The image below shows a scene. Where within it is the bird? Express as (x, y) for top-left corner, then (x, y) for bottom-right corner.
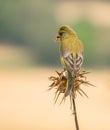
(55, 25), (84, 97)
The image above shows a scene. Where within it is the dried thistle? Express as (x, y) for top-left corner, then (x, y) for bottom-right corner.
(49, 69), (94, 130)
(49, 70), (94, 104)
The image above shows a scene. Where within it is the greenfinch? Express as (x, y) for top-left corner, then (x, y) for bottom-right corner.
(56, 25), (84, 97)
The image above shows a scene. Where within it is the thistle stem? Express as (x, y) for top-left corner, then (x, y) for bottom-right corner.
(72, 98), (79, 130)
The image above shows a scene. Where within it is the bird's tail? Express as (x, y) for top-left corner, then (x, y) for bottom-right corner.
(64, 71), (74, 97)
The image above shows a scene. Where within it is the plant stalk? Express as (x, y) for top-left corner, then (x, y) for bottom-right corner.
(72, 98), (79, 130)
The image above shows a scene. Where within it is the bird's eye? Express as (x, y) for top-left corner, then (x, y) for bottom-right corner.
(59, 32), (63, 36)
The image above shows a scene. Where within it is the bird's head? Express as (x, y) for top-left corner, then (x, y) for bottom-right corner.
(55, 25), (77, 43)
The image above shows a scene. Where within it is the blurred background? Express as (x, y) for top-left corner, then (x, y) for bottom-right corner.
(0, 0), (110, 130)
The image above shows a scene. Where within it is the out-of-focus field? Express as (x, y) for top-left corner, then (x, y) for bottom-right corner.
(0, 68), (110, 130)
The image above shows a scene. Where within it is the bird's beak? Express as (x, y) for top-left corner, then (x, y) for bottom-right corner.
(55, 35), (61, 43)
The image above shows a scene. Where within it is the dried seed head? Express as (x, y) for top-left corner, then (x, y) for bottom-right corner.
(49, 70), (94, 104)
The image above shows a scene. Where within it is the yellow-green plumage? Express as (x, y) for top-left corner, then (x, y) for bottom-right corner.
(60, 37), (83, 69)
(57, 25), (84, 97)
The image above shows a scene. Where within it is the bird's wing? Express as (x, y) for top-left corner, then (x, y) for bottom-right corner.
(62, 40), (83, 75)
(64, 52), (83, 72)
